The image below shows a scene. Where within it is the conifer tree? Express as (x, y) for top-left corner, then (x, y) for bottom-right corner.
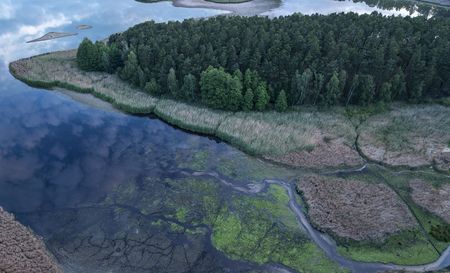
(181, 74), (197, 102)
(167, 68), (179, 98)
(242, 88), (254, 112)
(255, 83), (270, 111)
(275, 90), (288, 112)
(145, 79), (161, 96)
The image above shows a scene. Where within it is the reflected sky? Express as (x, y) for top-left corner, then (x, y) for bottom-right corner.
(264, 0), (421, 17)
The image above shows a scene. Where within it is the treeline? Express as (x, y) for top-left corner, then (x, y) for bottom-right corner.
(77, 12), (450, 111)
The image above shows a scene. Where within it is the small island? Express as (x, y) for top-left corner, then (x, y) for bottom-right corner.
(26, 32), (78, 43)
(77, 24), (92, 30)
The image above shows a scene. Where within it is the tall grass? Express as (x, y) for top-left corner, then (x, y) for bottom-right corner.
(217, 110), (356, 156)
(154, 99), (228, 135)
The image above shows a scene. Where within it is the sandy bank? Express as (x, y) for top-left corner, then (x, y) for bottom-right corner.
(0, 207), (62, 273)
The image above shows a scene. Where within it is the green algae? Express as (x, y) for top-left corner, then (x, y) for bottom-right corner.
(104, 176), (346, 273)
(337, 229), (439, 265)
(209, 184), (347, 273)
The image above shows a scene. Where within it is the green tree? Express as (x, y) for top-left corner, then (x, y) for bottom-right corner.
(255, 83), (270, 111)
(181, 74), (197, 102)
(323, 72), (340, 106)
(356, 75), (375, 105)
(120, 51), (140, 86)
(100, 50), (111, 73)
(200, 66), (242, 111)
(145, 79), (161, 96)
(167, 68), (179, 98)
(77, 38), (99, 71)
(379, 82), (392, 102)
(275, 90), (288, 112)
(244, 69), (255, 92)
(391, 70), (407, 100)
(137, 67), (146, 88)
(233, 69), (243, 84)
(242, 88), (254, 112)
(338, 70), (347, 94)
(108, 44), (123, 72)
(291, 69), (312, 105)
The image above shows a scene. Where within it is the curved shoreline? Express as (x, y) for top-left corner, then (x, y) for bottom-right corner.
(9, 50), (367, 171)
(9, 51), (450, 173)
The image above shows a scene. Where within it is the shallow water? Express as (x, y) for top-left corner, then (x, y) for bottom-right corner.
(0, 1), (449, 273)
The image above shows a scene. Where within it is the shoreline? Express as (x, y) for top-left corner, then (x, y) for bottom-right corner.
(8, 50), (450, 173)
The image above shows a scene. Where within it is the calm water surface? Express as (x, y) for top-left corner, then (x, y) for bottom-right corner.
(0, 1), (443, 272)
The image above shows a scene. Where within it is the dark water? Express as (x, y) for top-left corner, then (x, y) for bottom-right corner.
(0, 1), (448, 273)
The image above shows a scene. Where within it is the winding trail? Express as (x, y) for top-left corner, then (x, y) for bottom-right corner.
(183, 170), (450, 273)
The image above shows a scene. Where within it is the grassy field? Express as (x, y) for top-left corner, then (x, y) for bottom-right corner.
(10, 50), (360, 169)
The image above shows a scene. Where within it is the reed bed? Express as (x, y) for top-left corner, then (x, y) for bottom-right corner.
(217, 110), (356, 156)
(154, 99), (228, 135)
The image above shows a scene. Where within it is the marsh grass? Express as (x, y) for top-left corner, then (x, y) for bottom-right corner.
(217, 110), (356, 156)
(154, 99), (228, 135)
(360, 105), (450, 154)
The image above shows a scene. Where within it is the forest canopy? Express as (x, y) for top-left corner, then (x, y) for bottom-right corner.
(77, 12), (450, 111)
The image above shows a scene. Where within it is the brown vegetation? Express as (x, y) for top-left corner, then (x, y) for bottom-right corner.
(409, 179), (450, 224)
(358, 105), (450, 171)
(267, 139), (362, 169)
(0, 207), (62, 273)
(297, 175), (417, 241)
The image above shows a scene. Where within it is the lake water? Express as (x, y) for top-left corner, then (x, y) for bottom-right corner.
(0, 1), (448, 273)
